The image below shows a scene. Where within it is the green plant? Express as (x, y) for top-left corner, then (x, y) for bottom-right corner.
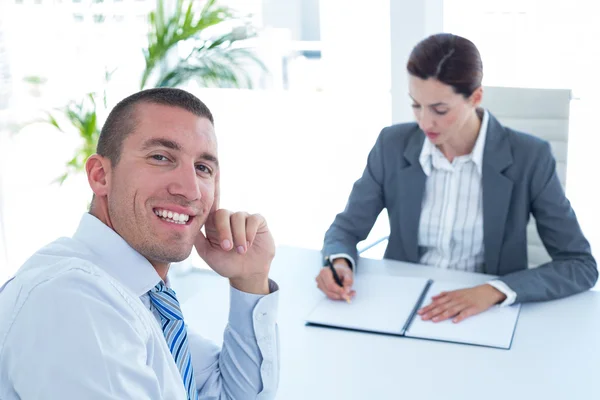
(33, 0), (264, 185)
(45, 92), (103, 184)
(23, 75), (47, 85)
(33, 71), (111, 184)
(141, 0), (265, 89)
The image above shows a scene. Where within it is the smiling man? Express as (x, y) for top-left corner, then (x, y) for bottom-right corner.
(0, 88), (279, 399)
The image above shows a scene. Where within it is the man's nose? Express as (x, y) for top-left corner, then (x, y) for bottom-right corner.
(167, 164), (201, 201)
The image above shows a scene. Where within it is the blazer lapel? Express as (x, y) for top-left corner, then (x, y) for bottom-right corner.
(482, 114), (514, 275)
(398, 132), (426, 263)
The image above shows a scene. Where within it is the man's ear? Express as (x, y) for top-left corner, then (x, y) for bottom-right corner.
(86, 154), (111, 197)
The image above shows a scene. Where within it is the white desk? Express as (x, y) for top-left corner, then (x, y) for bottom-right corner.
(179, 246), (600, 400)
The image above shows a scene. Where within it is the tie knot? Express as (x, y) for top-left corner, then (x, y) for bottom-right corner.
(152, 280), (167, 292)
(148, 281), (184, 321)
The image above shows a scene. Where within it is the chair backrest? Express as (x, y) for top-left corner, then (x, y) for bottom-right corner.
(481, 86), (572, 268)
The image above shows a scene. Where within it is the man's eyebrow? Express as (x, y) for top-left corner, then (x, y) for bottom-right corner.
(141, 138), (182, 152)
(199, 152), (219, 168)
(142, 138), (218, 167)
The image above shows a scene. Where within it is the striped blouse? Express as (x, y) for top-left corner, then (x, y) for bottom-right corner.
(417, 111), (489, 272)
(333, 110), (516, 305)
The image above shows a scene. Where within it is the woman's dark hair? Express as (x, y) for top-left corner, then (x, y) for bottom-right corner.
(407, 33), (483, 98)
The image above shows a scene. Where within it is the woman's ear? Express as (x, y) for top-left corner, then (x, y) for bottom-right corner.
(86, 154), (111, 197)
(470, 86), (484, 108)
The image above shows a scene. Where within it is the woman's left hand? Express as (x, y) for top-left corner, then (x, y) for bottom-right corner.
(417, 284), (507, 323)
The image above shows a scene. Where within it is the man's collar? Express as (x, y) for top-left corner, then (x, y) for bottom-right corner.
(73, 213), (162, 297)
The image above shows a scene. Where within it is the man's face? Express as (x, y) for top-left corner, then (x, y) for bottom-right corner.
(106, 102), (218, 266)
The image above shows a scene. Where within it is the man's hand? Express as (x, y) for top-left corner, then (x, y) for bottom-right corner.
(194, 171), (274, 295)
(315, 259), (355, 302)
(417, 284), (507, 323)
(195, 210), (275, 295)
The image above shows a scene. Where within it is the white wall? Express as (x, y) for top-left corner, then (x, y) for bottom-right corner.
(389, 0), (444, 124)
(261, 0), (303, 40)
(0, 88), (391, 280)
(319, 0), (391, 94)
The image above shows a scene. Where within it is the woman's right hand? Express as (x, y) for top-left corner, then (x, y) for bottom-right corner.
(315, 259), (356, 301)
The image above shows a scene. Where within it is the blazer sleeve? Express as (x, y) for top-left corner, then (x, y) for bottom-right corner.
(322, 129), (387, 264)
(498, 141), (598, 302)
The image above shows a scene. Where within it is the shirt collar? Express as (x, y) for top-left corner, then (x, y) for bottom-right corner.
(419, 109), (489, 176)
(73, 213), (162, 297)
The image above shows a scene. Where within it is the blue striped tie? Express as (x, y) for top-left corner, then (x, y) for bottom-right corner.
(149, 281), (198, 400)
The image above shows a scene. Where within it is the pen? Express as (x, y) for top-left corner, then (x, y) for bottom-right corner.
(326, 257), (351, 304)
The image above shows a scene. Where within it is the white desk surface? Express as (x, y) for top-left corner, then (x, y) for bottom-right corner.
(179, 246), (600, 400)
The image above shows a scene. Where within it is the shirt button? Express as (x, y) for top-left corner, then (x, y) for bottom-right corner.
(255, 312), (267, 322)
(262, 361), (272, 373)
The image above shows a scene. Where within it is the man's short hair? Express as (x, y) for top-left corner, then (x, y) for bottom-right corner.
(97, 88), (214, 166)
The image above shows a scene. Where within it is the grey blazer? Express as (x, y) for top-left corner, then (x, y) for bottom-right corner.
(323, 112), (598, 303)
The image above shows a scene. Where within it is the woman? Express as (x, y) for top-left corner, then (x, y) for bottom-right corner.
(316, 33), (597, 323)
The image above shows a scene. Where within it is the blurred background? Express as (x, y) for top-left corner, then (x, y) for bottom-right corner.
(1, 0), (599, 283)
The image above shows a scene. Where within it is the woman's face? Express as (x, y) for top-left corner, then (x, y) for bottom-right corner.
(408, 75), (482, 146)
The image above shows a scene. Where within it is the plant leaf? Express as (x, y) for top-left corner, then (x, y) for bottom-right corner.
(53, 172), (69, 185)
(141, 0), (256, 89)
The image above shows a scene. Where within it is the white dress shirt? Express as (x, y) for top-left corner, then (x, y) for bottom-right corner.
(0, 213), (279, 399)
(333, 110), (516, 306)
(418, 112), (487, 271)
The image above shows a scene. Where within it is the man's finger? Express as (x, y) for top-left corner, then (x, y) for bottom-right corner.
(230, 212), (249, 254)
(213, 209), (233, 250)
(194, 229), (210, 259)
(245, 213), (266, 247)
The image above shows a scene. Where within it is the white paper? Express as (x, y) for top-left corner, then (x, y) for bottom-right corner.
(306, 275), (430, 335)
(405, 281), (521, 349)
